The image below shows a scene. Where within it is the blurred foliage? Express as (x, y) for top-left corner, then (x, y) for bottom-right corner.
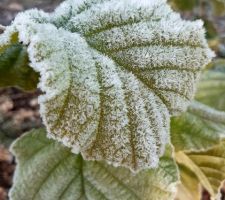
(0, 33), (39, 91)
(169, 0), (225, 199)
(0, 43), (39, 90)
(196, 59), (225, 111)
(169, 0), (197, 11)
(171, 102), (224, 152)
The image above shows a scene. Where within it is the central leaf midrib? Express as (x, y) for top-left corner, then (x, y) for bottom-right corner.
(84, 178), (109, 200)
(111, 62), (138, 170)
(31, 152), (72, 200)
(88, 44), (168, 168)
(79, 154), (88, 200)
(88, 62), (106, 157)
(94, 162), (142, 200)
(86, 42), (190, 116)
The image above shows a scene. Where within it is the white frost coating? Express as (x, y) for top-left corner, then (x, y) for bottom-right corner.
(0, 9), (50, 47)
(12, 9), (50, 44)
(51, 0), (111, 27)
(0, 0), (214, 172)
(28, 24), (100, 153)
(0, 26), (17, 47)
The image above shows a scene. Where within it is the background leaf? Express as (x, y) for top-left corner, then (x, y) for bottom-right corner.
(0, 30), (38, 90)
(175, 141), (225, 199)
(196, 60), (225, 111)
(169, 0), (197, 11)
(171, 101), (225, 152)
(176, 151), (214, 197)
(176, 165), (201, 200)
(0, 42), (38, 90)
(10, 129), (179, 200)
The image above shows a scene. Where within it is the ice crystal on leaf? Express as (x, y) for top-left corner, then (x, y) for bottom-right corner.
(0, 0), (214, 172)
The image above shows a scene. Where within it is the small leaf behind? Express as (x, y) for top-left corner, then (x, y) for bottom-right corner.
(0, 43), (39, 90)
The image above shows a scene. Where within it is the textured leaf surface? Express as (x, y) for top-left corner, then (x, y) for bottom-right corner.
(176, 141), (225, 199)
(10, 129), (179, 200)
(0, 0), (214, 171)
(171, 101), (225, 151)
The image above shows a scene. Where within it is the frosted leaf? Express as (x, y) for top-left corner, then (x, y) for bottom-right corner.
(10, 129), (179, 200)
(0, 9), (50, 48)
(0, 0), (214, 172)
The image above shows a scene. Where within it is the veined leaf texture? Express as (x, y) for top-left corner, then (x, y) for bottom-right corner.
(9, 129), (179, 200)
(0, 0), (214, 172)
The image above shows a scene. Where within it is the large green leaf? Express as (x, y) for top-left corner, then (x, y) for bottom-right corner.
(176, 141), (225, 199)
(0, 0), (214, 172)
(171, 101), (225, 152)
(196, 59), (225, 111)
(10, 129), (179, 200)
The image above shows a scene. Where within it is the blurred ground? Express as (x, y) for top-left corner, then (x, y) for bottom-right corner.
(0, 1), (225, 200)
(0, 0), (63, 26)
(0, 88), (41, 200)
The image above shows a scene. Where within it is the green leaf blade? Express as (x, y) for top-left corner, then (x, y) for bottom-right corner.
(10, 129), (179, 200)
(171, 101), (225, 152)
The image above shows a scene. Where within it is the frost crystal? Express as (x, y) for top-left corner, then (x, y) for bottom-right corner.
(0, 0), (214, 172)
